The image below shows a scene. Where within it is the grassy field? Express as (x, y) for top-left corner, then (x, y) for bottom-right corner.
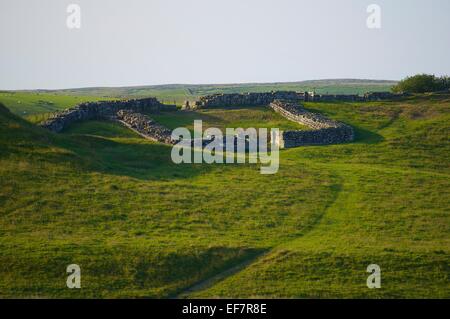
(0, 91), (448, 298)
(151, 107), (310, 133)
(0, 92), (110, 116)
(10, 79), (396, 106)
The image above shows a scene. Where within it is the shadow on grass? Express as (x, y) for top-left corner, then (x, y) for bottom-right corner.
(171, 247), (268, 299)
(149, 110), (225, 130)
(300, 105), (385, 145)
(55, 133), (217, 181)
(352, 125), (384, 144)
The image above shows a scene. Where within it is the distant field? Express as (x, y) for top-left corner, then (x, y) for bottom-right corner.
(9, 79), (397, 106)
(0, 91), (112, 122)
(0, 90), (448, 298)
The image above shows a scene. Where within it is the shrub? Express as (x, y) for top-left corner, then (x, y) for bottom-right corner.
(392, 74), (450, 93)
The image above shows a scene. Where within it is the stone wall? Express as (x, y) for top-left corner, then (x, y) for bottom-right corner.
(193, 91), (305, 108)
(193, 91), (408, 108)
(306, 93), (364, 102)
(115, 111), (261, 150)
(307, 91), (409, 102)
(38, 93), (362, 149)
(40, 98), (176, 133)
(269, 100), (354, 148)
(116, 110), (175, 144)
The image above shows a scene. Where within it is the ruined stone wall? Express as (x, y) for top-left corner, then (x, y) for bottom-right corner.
(40, 98), (176, 133)
(194, 91), (408, 108)
(307, 91), (409, 102)
(307, 94), (364, 102)
(194, 91), (305, 108)
(39, 91), (393, 148)
(116, 110), (174, 144)
(269, 100), (354, 148)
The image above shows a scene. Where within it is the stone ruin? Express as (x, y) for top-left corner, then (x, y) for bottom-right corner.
(191, 91), (408, 108)
(39, 90), (406, 149)
(306, 91), (410, 102)
(116, 110), (175, 144)
(181, 100), (199, 111)
(40, 98), (176, 133)
(113, 99), (355, 149)
(269, 100), (354, 148)
(193, 91), (303, 108)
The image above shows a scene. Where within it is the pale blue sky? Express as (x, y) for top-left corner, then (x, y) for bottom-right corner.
(1, 0), (449, 89)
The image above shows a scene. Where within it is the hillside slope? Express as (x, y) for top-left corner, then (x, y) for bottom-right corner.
(0, 93), (449, 298)
(186, 95), (450, 298)
(0, 102), (336, 298)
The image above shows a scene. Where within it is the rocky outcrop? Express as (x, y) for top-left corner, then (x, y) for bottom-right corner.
(116, 110), (175, 144)
(269, 100), (354, 148)
(40, 98), (176, 133)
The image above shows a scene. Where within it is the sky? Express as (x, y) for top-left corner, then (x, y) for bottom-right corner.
(1, 0), (450, 90)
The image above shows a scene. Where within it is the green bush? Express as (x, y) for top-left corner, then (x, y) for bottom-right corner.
(392, 74), (450, 93)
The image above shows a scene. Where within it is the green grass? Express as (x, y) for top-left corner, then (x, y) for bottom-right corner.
(151, 106), (309, 133)
(0, 92), (111, 117)
(0, 92), (449, 298)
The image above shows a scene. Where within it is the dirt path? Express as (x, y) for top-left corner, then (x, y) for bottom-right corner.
(175, 252), (268, 299)
(174, 168), (344, 298)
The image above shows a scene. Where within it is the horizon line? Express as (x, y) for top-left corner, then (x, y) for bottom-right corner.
(1, 78), (399, 92)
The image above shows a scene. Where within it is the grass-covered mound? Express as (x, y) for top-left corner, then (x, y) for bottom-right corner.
(0, 93), (449, 298)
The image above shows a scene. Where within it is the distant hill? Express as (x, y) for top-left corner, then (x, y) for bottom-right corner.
(15, 79), (397, 105)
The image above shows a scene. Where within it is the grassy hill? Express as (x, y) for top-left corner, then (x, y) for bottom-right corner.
(0, 91), (448, 298)
(0, 91), (113, 124)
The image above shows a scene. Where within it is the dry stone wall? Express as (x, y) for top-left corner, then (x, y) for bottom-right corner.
(307, 91), (409, 102)
(38, 91), (374, 149)
(269, 100), (354, 148)
(193, 91), (408, 108)
(115, 110), (260, 150)
(40, 98), (176, 133)
(194, 91), (304, 108)
(116, 110), (175, 144)
(189, 90), (406, 148)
